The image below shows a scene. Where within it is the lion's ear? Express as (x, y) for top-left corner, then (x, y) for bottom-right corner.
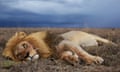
(15, 32), (27, 39)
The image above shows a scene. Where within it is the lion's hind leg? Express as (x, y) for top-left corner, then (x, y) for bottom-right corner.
(57, 40), (104, 64)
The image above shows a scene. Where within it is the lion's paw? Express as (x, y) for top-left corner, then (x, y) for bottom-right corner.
(61, 51), (79, 65)
(86, 56), (104, 64)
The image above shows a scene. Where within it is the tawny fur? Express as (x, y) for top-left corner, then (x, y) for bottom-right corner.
(23, 32), (52, 58)
(2, 31), (52, 61)
(2, 32), (26, 61)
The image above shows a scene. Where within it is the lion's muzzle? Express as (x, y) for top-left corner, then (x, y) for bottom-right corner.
(26, 54), (39, 61)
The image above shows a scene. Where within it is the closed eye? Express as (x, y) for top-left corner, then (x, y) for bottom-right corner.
(22, 43), (28, 49)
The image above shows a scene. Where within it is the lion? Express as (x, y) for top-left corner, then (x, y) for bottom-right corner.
(2, 31), (52, 61)
(2, 31), (117, 64)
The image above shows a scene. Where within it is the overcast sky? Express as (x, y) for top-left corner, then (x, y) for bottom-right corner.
(0, 0), (120, 15)
(0, 0), (120, 27)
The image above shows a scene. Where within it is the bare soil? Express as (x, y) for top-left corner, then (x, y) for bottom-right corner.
(0, 28), (120, 72)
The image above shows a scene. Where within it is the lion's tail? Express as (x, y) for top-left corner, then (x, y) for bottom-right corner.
(91, 34), (117, 46)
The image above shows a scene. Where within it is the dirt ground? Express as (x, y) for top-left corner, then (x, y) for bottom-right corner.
(0, 28), (120, 72)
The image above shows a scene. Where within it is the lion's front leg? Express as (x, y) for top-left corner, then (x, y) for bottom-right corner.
(57, 40), (104, 64)
(60, 51), (79, 65)
(56, 41), (79, 64)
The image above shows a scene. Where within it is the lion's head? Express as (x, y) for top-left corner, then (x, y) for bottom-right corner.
(14, 41), (39, 61)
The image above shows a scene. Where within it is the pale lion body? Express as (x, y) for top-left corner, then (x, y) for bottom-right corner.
(57, 31), (116, 64)
(60, 31), (116, 46)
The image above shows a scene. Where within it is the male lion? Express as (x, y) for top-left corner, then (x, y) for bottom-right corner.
(2, 31), (117, 64)
(2, 31), (52, 61)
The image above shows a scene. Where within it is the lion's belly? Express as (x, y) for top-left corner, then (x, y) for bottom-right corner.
(60, 31), (98, 47)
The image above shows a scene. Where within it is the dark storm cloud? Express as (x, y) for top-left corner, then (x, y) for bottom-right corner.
(0, 0), (120, 27)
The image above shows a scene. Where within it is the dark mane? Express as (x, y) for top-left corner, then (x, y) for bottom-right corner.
(45, 32), (64, 58)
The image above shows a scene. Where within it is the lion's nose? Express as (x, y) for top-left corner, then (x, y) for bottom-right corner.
(32, 54), (39, 61)
(26, 54), (39, 61)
